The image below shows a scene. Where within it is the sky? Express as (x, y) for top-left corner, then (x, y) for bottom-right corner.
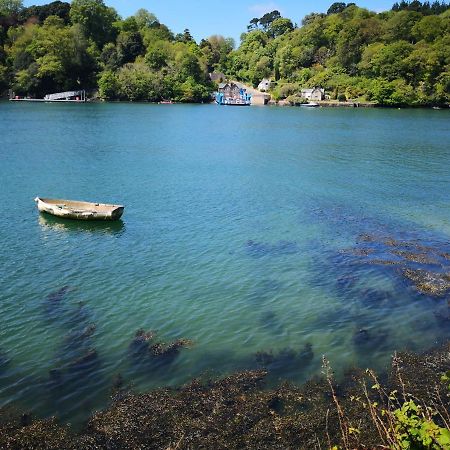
(23, 1), (396, 44)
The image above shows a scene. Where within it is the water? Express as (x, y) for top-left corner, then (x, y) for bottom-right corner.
(0, 102), (449, 425)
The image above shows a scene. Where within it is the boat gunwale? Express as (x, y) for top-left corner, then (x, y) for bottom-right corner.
(36, 197), (124, 211)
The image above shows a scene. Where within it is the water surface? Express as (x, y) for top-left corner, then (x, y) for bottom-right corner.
(1, 102), (449, 424)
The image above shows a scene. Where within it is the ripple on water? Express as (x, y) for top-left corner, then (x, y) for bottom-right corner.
(0, 104), (449, 424)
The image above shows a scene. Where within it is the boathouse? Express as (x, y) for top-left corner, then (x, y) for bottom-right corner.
(216, 82), (251, 105)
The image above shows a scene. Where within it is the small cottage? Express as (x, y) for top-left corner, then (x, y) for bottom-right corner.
(257, 78), (272, 92)
(300, 87), (325, 101)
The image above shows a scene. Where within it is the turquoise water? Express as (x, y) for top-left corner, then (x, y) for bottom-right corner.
(0, 102), (449, 424)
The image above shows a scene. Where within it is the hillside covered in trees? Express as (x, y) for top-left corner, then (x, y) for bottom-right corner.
(227, 1), (450, 105)
(0, 0), (449, 105)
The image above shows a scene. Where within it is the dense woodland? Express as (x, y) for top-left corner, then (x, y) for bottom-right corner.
(0, 0), (449, 105)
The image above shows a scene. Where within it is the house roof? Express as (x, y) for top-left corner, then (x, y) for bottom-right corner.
(301, 87), (324, 93)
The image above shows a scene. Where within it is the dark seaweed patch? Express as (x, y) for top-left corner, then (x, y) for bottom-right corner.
(254, 343), (314, 375)
(352, 328), (388, 352)
(402, 268), (450, 297)
(129, 329), (193, 367)
(46, 286), (70, 304)
(1, 343), (450, 449)
(43, 286), (70, 319)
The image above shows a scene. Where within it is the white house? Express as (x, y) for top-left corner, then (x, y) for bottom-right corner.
(300, 87), (325, 101)
(258, 78), (272, 92)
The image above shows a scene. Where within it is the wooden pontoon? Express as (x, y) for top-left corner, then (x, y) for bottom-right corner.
(34, 197), (124, 221)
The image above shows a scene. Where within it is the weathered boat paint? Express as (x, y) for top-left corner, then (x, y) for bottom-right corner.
(34, 197), (124, 221)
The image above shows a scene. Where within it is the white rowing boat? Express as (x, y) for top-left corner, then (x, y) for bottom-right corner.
(34, 197), (124, 221)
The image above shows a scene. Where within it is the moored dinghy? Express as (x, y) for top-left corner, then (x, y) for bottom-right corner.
(34, 197), (124, 221)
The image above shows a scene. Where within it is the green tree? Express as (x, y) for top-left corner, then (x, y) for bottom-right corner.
(327, 2), (347, 15)
(412, 15), (444, 42)
(134, 8), (157, 30)
(98, 69), (119, 98)
(69, 0), (118, 48)
(269, 18), (294, 38)
(144, 41), (169, 70)
(259, 10), (281, 31)
(0, 0), (22, 17)
(116, 31), (144, 65)
(383, 10), (421, 42)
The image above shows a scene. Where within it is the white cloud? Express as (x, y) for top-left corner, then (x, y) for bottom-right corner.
(248, 2), (282, 17)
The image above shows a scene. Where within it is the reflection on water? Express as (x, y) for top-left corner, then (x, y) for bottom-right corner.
(38, 213), (125, 235)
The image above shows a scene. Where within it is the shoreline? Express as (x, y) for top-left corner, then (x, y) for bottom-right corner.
(1, 340), (449, 448)
(2, 97), (449, 109)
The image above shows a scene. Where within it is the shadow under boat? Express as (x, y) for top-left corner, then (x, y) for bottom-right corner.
(38, 213), (125, 235)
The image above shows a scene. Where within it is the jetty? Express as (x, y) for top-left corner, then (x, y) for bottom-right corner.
(9, 90), (87, 102)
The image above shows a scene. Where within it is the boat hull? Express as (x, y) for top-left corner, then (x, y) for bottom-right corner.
(35, 197), (124, 221)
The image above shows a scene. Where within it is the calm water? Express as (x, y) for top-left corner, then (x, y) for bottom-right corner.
(0, 102), (449, 424)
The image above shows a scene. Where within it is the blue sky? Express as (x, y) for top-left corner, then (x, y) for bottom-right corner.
(23, 1), (395, 44)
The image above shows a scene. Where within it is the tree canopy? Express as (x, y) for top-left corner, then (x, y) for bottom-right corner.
(0, 1), (449, 105)
(226, 1), (450, 105)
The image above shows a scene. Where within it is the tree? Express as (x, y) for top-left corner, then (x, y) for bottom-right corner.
(269, 18), (294, 38)
(134, 8), (157, 30)
(116, 31), (144, 65)
(175, 28), (193, 43)
(201, 34), (234, 70)
(412, 15), (443, 42)
(247, 17), (259, 31)
(69, 0), (118, 48)
(98, 69), (119, 99)
(383, 10), (421, 42)
(19, 2), (70, 25)
(259, 10), (281, 31)
(144, 42), (169, 70)
(327, 2), (347, 15)
(0, 0), (22, 17)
